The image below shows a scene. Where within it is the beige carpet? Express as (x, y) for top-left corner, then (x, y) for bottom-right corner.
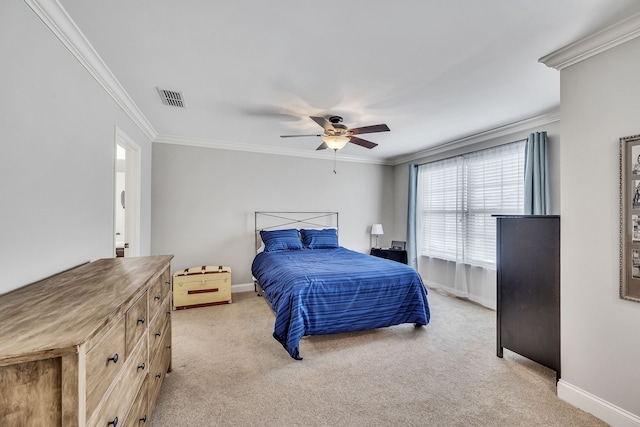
(150, 289), (606, 427)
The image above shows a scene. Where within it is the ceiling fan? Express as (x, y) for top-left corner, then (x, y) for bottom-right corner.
(281, 116), (390, 151)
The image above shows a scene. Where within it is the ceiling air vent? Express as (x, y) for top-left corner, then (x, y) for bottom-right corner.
(156, 87), (186, 108)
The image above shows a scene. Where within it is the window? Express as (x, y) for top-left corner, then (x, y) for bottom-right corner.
(418, 141), (525, 268)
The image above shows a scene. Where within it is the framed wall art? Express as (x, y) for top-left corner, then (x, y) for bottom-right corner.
(620, 134), (640, 302)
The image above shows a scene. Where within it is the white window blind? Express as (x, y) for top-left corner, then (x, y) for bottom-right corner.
(418, 140), (525, 268)
(419, 156), (463, 261)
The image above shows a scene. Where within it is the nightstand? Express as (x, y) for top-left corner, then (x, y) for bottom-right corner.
(370, 248), (408, 264)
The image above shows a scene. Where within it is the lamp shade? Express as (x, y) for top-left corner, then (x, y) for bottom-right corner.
(322, 135), (349, 150)
(371, 224), (384, 236)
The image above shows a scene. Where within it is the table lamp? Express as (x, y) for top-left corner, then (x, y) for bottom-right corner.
(371, 223), (384, 248)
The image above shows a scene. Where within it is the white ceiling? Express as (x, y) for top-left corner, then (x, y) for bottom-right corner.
(59, 0), (640, 162)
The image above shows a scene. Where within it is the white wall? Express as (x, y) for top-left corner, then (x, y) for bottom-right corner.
(558, 36), (640, 423)
(150, 143), (394, 285)
(0, 1), (153, 293)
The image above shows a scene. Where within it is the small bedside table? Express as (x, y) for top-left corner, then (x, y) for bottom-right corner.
(370, 248), (408, 264)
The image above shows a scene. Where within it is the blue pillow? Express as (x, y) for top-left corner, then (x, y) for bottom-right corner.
(300, 228), (339, 249)
(260, 229), (303, 252)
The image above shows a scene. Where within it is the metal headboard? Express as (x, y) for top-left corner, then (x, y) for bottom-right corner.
(254, 211), (339, 252)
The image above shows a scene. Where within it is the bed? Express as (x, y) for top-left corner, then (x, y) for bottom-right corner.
(251, 212), (430, 360)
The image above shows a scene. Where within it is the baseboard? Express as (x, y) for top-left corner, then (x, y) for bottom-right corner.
(232, 282), (256, 293)
(426, 283), (496, 310)
(467, 294), (496, 311)
(558, 380), (640, 427)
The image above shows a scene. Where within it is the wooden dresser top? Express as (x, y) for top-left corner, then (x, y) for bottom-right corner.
(0, 255), (173, 366)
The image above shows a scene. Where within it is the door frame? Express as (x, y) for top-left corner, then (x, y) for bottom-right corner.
(114, 126), (141, 257)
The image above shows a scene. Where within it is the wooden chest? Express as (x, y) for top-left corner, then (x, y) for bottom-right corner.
(173, 265), (232, 310)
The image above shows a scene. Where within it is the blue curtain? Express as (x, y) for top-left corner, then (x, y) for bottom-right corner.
(524, 131), (551, 215)
(407, 164), (418, 269)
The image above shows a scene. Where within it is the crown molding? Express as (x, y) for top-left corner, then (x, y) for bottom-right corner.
(154, 111), (559, 167)
(539, 12), (640, 70)
(153, 134), (392, 166)
(23, 0), (158, 140)
(389, 111), (560, 166)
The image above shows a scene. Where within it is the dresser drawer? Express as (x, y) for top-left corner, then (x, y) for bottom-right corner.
(149, 297), (171, 362)
(160, 267), (172, 300)
(148, 322), (171, 416)
(126, 293), (148, 356)
(150, 268), (172, 319)
(124, 375), (149, 426)
(85, 316), (126, 418)
(88, 336), (148, 427)
(148, 278), (164, 319)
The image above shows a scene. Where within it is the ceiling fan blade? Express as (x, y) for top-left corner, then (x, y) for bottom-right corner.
(316, 142), (328, 150)
(310, 116), (336, 133)
(280, 134), (322, 138)
(349, 136), (378, 149)
(349, 124), (390, 135)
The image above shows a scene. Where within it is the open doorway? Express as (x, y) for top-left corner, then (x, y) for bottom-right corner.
(114, 127), (141, 257)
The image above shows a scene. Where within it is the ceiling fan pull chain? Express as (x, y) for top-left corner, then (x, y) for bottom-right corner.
(333, 149), (337, 174)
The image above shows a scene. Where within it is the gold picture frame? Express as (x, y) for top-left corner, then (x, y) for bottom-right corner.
(620, 134), (640, 302)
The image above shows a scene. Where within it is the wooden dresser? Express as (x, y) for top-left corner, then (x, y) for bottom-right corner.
(0, 255), (173, 426)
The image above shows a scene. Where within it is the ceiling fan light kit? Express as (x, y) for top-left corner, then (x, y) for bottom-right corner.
(322, 135), (350, 151)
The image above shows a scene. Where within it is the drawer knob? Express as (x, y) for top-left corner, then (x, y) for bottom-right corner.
(107, 353), (119, 364)
(155, 331), (161, 337)
(154, 295), (161, 300)
(140, 415), (147, 423)
(165, 280), (170, 285)
(137, 362), (146, 371)
(166, 311), (171, 315)
(107, 417), (118, 426)
(138, 316), (145, 324)
(166, 345), (171, 350)
(155, 373), (162, 379)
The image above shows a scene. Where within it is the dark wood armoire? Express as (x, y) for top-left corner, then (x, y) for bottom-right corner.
(495, 215), (560, 380)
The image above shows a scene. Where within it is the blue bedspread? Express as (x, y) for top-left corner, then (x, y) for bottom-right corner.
(251, 247), (430, 359)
